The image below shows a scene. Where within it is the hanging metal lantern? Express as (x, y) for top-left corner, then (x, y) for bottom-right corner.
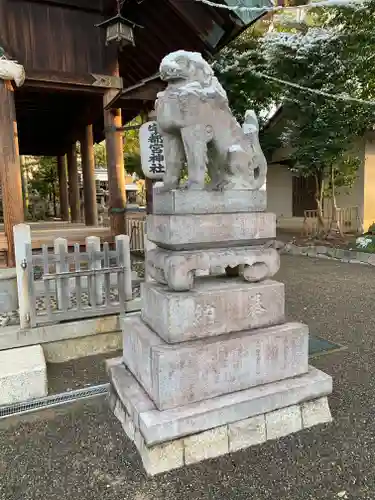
(96, 13), (141, 47)
(96, 0), (143, 48)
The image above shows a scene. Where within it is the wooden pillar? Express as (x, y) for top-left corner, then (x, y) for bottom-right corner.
(104, 58), (126, 235)
(66, 143), (80, 223)
(0, 80), (24, 267)
(104, 107), (126, 235)
(57, 155), (69, 221)
(81, 125), (98, 226)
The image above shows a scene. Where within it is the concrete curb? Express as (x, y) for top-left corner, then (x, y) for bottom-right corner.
(280, 242), (375, 266)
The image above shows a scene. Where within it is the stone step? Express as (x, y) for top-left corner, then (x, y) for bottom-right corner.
(141, 278), (285, 343)
(152, 188), (267, 215)
(146, 212), (276, 251)
(108, 359), (332, 463)
(0, 344), (47, 405)
(121, 314), (309, 411)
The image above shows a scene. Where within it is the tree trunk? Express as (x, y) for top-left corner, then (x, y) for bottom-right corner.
(331, 165), (337, 223)
(314, 173), (325, 233)
(326, 165), (344, 238)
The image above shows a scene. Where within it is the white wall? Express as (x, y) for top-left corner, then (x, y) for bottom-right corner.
(324, 142), (365, 215)
(266, 164), (293, 218)
(322, 138), (365, 231)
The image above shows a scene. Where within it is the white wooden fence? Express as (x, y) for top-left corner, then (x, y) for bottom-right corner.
(14, 224), (137, 329)
(303, 206), (362, 235)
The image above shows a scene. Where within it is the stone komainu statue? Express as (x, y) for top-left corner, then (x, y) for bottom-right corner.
(155, 50), (267, 191)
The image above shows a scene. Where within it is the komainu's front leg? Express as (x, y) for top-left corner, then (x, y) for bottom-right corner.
(181, 124), (208, 190)
(161, 133), (185, 191)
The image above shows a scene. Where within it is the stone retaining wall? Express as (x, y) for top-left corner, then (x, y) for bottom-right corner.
(281, 243), (375, 266)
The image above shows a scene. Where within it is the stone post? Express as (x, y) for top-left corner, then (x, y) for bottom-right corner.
(115, 234), (132, 302)
(85, 236), (103, 305)
(54, 237), (69, 310)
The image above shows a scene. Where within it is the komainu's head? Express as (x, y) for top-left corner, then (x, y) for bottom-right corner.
(159, 50), (213, 86)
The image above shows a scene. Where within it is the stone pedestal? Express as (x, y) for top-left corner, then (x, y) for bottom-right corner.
(122, 315), (308, 410)
(141, 279), (285, 342)
(152, 188), (267, 214)
(108, 187), (333, 476)
(147, 212), (276, 250)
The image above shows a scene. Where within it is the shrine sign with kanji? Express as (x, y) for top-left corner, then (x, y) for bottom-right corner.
(139, 121), (166, 180)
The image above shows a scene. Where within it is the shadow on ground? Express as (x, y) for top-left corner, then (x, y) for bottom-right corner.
(1, 256), (375, 500)
(47, 351), (122, 395)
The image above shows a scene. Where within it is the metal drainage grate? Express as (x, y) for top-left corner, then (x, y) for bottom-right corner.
(0, 383), (110, 420)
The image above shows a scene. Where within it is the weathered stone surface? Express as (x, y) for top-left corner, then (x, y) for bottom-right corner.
(0, 268), (18, 313)
(113, 398), (135, 441)
(153, 188), (267, 215)
(110, 364), (331, 446)
(301, 397), (332, 429)
(141, 279), (285, 342)
(134, 429), (184, 476)
(147, 246), (280, 291)
(156, 51), (267, 192)
(228, 415), (266, 452)
(0, 345), (47, 405)
(123, 412), (136, 442)
(122, 314), (309, 410)
(265, 404), (302, 440)
(113, 394), (332, 475)
(147, 212), (276, 250)
(113, 398), (137, 442)
(107, 385), (118, 412)
(107, 358), (154, 427)
(184, 426), (229, 465)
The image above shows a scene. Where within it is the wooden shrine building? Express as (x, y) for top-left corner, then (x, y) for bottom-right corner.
(0, 0), (270, 266)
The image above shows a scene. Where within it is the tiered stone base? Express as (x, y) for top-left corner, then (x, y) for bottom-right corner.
(107, 358), (332, 476)
(121, 314), (309, 410)
(109, 187), (333, 476)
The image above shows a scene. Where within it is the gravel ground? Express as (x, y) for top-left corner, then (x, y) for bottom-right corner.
(1, 255), (375, 500)
(47, 351), (122, 395)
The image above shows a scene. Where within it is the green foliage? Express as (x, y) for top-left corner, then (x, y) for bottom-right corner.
(29, 156), (58, 199)
(214, 1), (375, 202)
(94, 142), (107, 168)
(123, 117), (143, 179)
(125, 152), (143, 178)
(92, 117), (143, 178)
